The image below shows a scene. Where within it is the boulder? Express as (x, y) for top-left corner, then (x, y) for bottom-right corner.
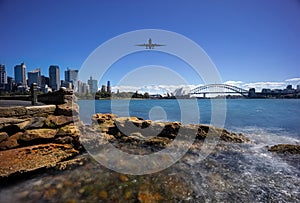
(56, 103), (79, 116)
(20, 129), (58, 141)
(45, 115), (74, 128)
(268, 144), (300, 154)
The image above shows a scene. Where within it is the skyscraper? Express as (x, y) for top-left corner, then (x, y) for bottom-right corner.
(14, 63), (26, 86)
(0, 64), (7, 87)
(65, 68), (78, 91)
(107, 80), (111, 93)
(27, 68), (41, 87)
(49, 65), (60, 91)
(87, 76), (98, 93)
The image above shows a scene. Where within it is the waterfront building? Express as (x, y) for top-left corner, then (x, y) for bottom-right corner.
(65, 68), (78, 91)
(14, 63), (27, 86)
(49, 65), (60, 91)
(88, 76), (98, 93)
(101, 85), (107, 93)
(61, 80), (73, 89)
(27, 68), (41, 87)
(6, 76), (14, 92)
(248, 88), (256, 98)
(41, 75), (49, 86)
(77, 80), (89, 94)
(286, 85), (293, 90)
(107, 80), (111, 93)
(0, 64), (7, 91)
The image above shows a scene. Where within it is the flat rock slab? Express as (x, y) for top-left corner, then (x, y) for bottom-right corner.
(0, 144), (79, 178)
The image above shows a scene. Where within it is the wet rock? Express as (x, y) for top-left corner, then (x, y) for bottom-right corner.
(21, 128), (58, 141)
(220, 131), (250, 143)
(268, 144), (300, 154)
(45, 115), (74, 128)
(138, 184), (162, 203)
(98, 190), (108, 200)
(119, 174), (129, 182)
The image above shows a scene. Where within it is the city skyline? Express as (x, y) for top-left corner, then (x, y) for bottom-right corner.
(0, 61), (300, 93)
(0, 0), (300, 91)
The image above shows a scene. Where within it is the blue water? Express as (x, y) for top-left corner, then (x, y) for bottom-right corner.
(78, 99), (300, 143)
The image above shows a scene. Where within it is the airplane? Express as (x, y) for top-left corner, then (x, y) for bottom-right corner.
(136, 38), (165, 49)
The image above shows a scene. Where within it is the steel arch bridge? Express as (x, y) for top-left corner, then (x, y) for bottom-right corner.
(190, 84), (249, 97)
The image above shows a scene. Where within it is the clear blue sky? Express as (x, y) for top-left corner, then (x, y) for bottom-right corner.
(1, 0), (300, 90)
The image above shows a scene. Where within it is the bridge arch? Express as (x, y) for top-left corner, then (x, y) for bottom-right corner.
(190, 84), (249, 97)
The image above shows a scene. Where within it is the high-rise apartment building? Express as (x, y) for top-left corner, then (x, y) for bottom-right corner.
(107, 80), (111, 93)
(27, 68), (41, 87)
(65, 68), (78, 91)
(87, 76), (98, 93)
(49, 65), (60, 91)
(14, 63), (26, 86)
(0, 64), (7, 90)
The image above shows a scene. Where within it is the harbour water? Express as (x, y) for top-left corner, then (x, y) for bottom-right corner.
(0, 99), (299, 202)
(80, 99), (300, 142)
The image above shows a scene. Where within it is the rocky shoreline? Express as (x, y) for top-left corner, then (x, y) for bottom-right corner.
(0, 89), (299, 185)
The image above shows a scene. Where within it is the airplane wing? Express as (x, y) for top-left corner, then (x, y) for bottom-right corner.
(136, 44), (148, 47)
(152, 44), (165, 47)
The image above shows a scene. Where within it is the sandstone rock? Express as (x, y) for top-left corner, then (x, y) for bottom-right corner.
(0, 132), (23, 150)
(0, 117), (27, 130)
(56, 124), (81, 138)
(38, 88), (74, 105)
(56, 103), (79, 116)
(0, 132), (8, 142)
(268, 144), (300, 154)
(23, 117), (46, 129)
(221, 131), (250, 143)
(45, 115), (74, 128)
(55, 136), (74, 144)
(92, 113), (116, 124)
(20, 129), (58, 141)
(0, 144), (79, 178)
(25, 105), (56, 117)
(0, 106), (26, 117)
(91, 113), (251, 145)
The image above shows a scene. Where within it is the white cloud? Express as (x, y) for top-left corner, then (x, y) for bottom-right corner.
(111, 78), (300, 95)
(285, 78), (300, 82)
(224, 80), (243, 87)
(242, 82), (286, 91)
(112, 84), (199, 95)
